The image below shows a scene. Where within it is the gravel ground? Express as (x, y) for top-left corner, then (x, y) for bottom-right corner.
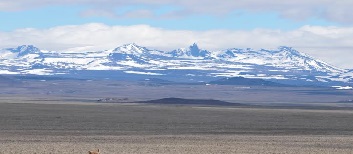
(1, 102), (353, 153)
(1, 135), (353, 154)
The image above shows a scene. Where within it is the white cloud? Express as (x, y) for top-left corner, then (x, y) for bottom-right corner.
(1, 0), (353, 24)
(1, 23), (353, 69)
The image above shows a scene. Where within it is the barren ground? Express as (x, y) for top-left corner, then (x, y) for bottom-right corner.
(1, 101), (353, 153)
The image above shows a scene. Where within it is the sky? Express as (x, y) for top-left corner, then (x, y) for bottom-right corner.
(0, 0), (353, 69)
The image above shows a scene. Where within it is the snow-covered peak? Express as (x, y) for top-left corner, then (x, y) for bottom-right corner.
(0, 44), (351, 85)
(275, 46), (304, 57)
(113, 43), (148, 54)
(0, 45), (43, 59)
(216, 46), (343, 73)
(9, 45), (42, 57)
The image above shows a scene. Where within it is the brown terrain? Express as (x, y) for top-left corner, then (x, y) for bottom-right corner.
(1, 79), (353, 153)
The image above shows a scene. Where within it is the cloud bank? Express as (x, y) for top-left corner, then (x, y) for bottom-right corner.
(1, 0), (353, 24)
(0, 23), (353, 68)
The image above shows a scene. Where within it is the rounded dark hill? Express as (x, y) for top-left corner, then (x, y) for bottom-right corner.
(137, 97), (244, 106)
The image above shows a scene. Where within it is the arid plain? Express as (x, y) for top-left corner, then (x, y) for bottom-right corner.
(1, 79), (353, 153)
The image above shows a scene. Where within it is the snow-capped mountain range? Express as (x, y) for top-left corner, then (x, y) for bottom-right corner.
(0, 43), (352, 86)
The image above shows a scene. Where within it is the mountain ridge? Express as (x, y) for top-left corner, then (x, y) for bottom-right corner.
(0, 43), (352, 86)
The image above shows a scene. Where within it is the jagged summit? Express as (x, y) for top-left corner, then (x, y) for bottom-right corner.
(189, 43), (200, 56)
(188, 43), (210, 57)
(168, 43), (210, 58)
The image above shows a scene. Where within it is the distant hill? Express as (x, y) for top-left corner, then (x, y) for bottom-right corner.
(136, 97), (244, 106)
(209, 77), (287, 87)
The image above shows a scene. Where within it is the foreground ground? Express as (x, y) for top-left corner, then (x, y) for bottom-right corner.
(1, 101), (353, 153)
(2, 134), (353, 154)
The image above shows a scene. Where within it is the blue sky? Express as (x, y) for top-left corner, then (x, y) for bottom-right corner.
(0, 0), (353, 68)
(0, 3), (339, 31)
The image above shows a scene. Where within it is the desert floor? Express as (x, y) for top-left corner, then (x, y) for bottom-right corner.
(1, 101), (353, 153)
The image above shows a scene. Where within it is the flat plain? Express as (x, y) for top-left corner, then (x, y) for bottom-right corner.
(2, 101), (353, 153)
(1, 80), (353, 153)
